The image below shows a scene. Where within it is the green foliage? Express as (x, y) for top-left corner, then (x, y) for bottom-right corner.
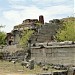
(35, 22), (42, 26)
(56, 17), (75, 41)
(0, 25), (6, 45)
(19, 30), (34, 46)
(0, 32), (6, 45)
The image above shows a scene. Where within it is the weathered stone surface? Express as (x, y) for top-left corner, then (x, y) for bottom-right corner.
(31, 22), (60, 43)
(31, 43), (75, 65)
(28, 59), (34, 70)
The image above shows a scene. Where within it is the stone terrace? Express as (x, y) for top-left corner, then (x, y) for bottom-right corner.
(31, 20), (61, 43)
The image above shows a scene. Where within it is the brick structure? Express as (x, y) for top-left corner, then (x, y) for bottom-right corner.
(39, 15), (44, 24)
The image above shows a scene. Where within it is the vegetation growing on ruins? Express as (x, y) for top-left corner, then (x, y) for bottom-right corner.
(19, 22), (42, 48)
(35, 22), (42, 26)
(0, 26), (6, 60)
(19, 29), (34, 47)
(56, 17), (75, 41)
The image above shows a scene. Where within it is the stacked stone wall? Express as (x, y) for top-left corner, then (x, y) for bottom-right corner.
(31, 45), (75, 65)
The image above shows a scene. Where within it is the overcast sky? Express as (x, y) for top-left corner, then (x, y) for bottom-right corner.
(0, 0), (74, 33)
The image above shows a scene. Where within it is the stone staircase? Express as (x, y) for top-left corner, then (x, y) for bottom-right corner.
(31, 22), (60, 43)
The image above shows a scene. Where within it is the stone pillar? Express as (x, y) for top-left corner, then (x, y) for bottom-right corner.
(29, 59), (34, 70)
(26, 39), (31, 61)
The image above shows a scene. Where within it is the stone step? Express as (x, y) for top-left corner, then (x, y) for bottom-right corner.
(31, 23), (60, 43)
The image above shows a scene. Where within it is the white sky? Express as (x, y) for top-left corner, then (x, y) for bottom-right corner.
(0, 0), (74, 32)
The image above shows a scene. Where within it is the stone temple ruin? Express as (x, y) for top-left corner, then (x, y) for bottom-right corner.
(4, 15), (75, 67)
(6, 15), (44, 45)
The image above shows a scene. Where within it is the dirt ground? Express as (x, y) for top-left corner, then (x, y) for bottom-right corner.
(0, 73), (35, 75)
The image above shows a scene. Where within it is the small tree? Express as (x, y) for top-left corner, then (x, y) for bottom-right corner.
(19, 29), (34, 47)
